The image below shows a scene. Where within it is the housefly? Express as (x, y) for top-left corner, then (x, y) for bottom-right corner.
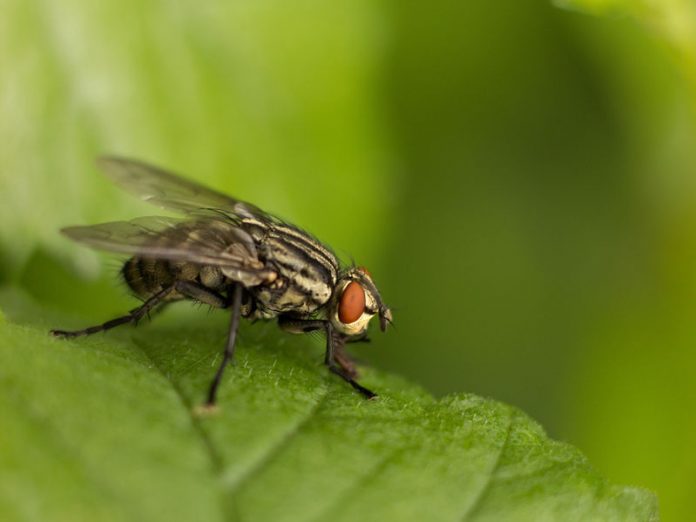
(51, 157), (392, 407)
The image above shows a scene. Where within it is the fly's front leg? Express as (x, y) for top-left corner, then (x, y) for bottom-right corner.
(277, 316), (377, 399)
(332, 343), (359, 379)
(205, 284), (243, 406)
(50, 285), (175, 338)
(325, 322), (377, 399)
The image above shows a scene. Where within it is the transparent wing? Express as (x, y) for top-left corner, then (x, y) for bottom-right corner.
(95, 156), (339, 269)
(97, 156), (265, 220)
(61, 216), (275, 284)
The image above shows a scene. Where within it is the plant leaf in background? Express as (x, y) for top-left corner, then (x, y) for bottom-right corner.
(0, 287), (657, 522)
(554, 0), (696, 90)
(551, 2), (696, 521)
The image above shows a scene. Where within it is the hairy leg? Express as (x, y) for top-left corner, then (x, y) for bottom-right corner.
(51, 286), (176, 338)
(333, 343), (359, 379)
(51, 281), (228, 338)
(277, 316), (377, 399)
(205, 284), (243, 406)
(175, 280), (228, 309)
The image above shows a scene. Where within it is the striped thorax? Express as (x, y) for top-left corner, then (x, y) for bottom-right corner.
(240, 217), (338, 317)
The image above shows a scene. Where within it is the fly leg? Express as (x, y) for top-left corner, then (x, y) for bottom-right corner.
(277, 317), (377, 399)
(51, 285), (176, 338)
(205, 284), (243, 406)
(175, 281), (228, 309)
(324, 322), (377, 399)
(50, 281), (228, 339)
(333, 343), (359, 379)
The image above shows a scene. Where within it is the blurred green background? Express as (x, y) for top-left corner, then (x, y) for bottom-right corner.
(1, 0), (694, 520)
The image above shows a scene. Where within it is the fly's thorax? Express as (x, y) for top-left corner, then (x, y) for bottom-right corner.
(241, 217), (339, 316)
(250, 269), (332, 316)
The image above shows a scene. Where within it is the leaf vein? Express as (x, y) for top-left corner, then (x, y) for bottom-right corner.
(308, 446), (409, 522)
(131, 337), (228, 513)
(225, 385), (331, 498)
(459, 410), (514, 521)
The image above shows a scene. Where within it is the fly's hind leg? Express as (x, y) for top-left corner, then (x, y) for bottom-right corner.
(50, 281), (228, 339)
(50, 285), (176, 338)
(175, 281), (228, 309)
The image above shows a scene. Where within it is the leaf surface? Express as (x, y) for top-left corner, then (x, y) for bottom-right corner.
(0, 289), (657, 522)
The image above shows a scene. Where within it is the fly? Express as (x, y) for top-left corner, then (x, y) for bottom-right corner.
(50, 157), (392, 407)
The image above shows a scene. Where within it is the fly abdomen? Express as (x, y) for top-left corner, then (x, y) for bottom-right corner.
(122, 257), (225, 300)
(122, 257), (169, 298)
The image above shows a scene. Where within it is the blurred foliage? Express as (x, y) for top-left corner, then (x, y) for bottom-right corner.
(556, 0), (696, 90)
(1, 0), (695, 519)
(0, 290), (657, 522)
(553, 2), (696, 521)
(0, 0), (392, 279)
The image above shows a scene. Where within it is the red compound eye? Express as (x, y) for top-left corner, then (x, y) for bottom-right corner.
(338, 281), (365, 324)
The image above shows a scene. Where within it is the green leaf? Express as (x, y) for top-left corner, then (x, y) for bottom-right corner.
(554, 0), (696, 91)
(0, 288), (657, 522)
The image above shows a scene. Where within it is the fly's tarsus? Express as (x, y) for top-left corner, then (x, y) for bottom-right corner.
(329, 366), (378, 400)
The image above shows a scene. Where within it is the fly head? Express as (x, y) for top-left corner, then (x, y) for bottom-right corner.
(329, 267), (392, 337)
